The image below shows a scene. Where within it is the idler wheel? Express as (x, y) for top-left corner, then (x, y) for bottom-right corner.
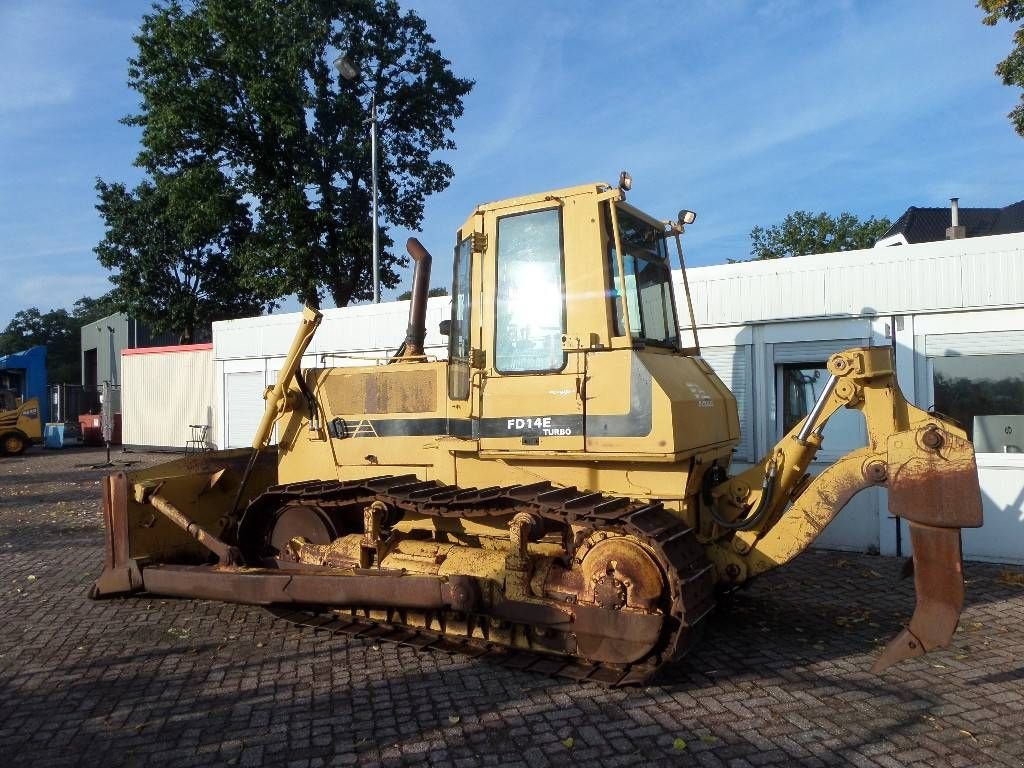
(572, 533), (668, 664)
(268, 504), (337, 558)
(578, 534), (665, 612)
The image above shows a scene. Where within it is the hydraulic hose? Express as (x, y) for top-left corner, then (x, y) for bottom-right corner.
(294, 367), (320, 432)
(710, 458), (780, 531)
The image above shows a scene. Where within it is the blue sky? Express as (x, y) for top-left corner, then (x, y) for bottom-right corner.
(1, 0), (1022, 325)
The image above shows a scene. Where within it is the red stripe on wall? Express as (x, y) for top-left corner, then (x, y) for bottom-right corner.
(121, 343), (213, 356)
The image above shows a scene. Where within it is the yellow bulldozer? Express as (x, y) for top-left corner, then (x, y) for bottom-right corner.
(0, 390), (41, 456)
(91, 179), (983, 684)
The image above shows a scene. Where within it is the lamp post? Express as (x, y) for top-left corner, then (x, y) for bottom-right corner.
(334, 51), (380, 304)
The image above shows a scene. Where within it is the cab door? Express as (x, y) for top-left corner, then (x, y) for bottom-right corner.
(477, 202), (585, 453)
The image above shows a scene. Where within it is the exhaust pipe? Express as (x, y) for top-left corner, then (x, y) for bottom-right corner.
(946, 197), (966, 240)
(403, 238), (433, 357)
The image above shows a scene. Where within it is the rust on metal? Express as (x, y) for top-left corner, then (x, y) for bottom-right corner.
(142, 564), (480, 612)
(872, 522), (965, 672)
(234, 475), (714, 680)
(921, 425), (945, 451)
(577, 535), (663, 612)
(492, 599), (573, 626)
(887, 425), (983, 529)
(593, 574), (627, 609)
(90, 448), (278, 599)
(148, 493), (240, 564)
(401, 237), (433, 358)
(267, 504), (337, 557)
(863, 460), (888, 484)
(324, 370), (438, 415)
(507, 511), (542, 569)
(571, 603), (664, 664)
(89, 472), (138, 598)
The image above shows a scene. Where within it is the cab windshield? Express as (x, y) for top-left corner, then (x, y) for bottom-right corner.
(607, 206), (679, 348)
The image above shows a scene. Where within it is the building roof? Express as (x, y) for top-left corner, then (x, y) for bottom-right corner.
(685, 231), (1024, 328)
(880, 201), (1024, 244)
(992, 201), (1024, 236)
(0, 344), (47, 370)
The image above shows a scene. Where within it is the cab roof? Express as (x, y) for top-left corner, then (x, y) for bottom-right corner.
(459, 182), (665, 236)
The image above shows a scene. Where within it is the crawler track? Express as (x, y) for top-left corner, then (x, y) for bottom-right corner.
(245, 475), (716, 685)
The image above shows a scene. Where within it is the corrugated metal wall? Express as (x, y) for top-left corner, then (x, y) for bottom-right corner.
(684, 232), (1024, 327)
(207, 235), (1024, 563)
(213, 296), (451, 448)
(122, 347), (214, 449)
(80, 314), (130, 387)
(215, 296), (451, 361)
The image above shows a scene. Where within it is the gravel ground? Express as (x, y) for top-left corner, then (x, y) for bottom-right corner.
(1, 446), (1022, 767)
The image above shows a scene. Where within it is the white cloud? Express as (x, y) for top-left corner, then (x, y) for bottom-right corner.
(0, 4), (77, 114)
(3, 271), (111, 320)
(0, 1), (137, 120)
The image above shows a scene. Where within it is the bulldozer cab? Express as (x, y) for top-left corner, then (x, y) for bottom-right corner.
(447, 183), (723, 457)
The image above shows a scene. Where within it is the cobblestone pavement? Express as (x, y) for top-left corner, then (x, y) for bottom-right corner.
(1, 448), (1022, 768)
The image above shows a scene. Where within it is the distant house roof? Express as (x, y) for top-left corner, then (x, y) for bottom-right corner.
(877, 200), (1024, 246)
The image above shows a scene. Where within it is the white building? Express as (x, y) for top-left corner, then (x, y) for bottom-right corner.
(211, 232), (1024, 564)
(685, 232), (1024, 565)
(213, 297), (450, 450)
(121, 343), (215, 450)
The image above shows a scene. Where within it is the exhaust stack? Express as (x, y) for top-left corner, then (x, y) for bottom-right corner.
(403, 238), (433, 358)
(946, 197), (966, 240)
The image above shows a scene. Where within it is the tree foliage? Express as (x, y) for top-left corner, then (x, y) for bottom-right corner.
(745, 211), (892, 261)
(979, 0), (1024, 137)
(0, 296), (117, 384)
(122, 0), (473, 309)
(95, 164), (266, 344)
(396, 286), (448, 301)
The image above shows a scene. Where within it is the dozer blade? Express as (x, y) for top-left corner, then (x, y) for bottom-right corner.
(873, 425), (983, 672)
(90, 448), (278, 598)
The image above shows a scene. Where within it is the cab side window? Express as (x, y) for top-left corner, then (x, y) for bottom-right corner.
(448, 237), (473, 400)
(494, 208), (566, 373)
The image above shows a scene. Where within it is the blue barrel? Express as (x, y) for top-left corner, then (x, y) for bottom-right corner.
(44, 423), (65, 449)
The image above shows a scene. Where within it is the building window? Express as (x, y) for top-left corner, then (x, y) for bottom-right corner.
(494, 208), (566, 374)
(932, 353), (1024, 451)
(779, 363), (865, 454)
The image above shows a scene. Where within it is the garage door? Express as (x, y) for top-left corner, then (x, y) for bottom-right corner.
(225, 371), (266, 448)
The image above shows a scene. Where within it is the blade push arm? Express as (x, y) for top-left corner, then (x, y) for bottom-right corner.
(707, 346), (983, 671)
(229, 306), (323, 520)
(251, 305), (323, 450)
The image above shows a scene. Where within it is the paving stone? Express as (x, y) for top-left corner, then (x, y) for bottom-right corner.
(1, 448), (1022, 768)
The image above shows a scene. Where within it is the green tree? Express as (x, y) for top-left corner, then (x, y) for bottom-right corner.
(979, 0), (1024, 136)
(122, 0), (473, 309)
(71, 295), (120, 325)
(396, 286), (448, 301)
(745, 211), (892, 261)
(95, 164), (267, 344)
(0, 296), (118, 384)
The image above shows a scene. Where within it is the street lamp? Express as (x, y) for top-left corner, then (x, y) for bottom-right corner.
(334, 50), (380, 304)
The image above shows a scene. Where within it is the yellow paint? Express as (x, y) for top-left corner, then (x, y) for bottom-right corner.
(1, 396), (42, 451)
